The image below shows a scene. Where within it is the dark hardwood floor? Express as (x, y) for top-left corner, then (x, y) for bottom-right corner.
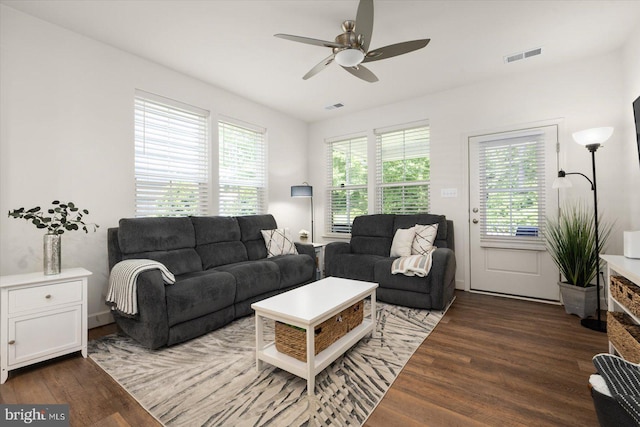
(0, 291), (607, 426)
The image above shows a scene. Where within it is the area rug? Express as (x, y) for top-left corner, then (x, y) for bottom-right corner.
(89, 301), (446, 426)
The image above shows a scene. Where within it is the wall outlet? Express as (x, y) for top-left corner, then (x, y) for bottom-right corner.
(441, 188), (458, 198)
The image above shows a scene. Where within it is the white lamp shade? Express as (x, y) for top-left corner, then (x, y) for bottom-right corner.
(572, 127), (614, 146)
(291, 185), (312, 197)
(335, 49), (365, 67)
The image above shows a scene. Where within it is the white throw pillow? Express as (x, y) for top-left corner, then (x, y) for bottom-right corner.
(411, 223), (439, 255)
(390, 227), (415, 257)
(261, 228), (298, 257)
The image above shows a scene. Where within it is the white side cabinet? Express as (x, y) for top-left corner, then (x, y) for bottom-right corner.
(0, 268), (91, 384)
(603, 254), (640, 356)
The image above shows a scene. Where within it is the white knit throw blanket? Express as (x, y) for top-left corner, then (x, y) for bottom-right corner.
(106, 259), (175, 316)
(391, 249), (435, 277)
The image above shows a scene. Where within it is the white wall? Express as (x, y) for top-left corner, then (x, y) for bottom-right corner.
(309, 50), (630, 290)
(0, 6), (310, 327)
(622, 25), (640, 229)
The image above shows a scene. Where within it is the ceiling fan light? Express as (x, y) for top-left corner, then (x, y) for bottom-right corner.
(335, 48), (365, 67)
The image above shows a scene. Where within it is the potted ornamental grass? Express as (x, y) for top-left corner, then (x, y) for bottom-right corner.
(543, 202), (613, 318)
(8, 201), (98, 275)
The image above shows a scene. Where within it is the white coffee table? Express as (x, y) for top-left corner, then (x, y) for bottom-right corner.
(251, 277), (378, 396)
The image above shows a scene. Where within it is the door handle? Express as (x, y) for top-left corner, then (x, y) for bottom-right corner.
(472, 219), (479, 224)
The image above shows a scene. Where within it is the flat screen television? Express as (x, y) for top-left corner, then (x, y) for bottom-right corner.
(634, 95), (640, 166)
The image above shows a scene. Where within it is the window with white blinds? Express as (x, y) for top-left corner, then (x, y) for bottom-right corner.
(326, 135), (368, 234)
(375, 124), (430, 214)
(479, 132), (546, 242)
(218, 120), (267, 216)
(134, 91), (209, 217)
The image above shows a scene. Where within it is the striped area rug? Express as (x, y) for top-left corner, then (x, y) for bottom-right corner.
(89, 301), (445, 426)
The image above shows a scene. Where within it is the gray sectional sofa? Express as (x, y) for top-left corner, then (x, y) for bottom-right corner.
(324, 214), (456, 310)
(107, 214), (316, 349)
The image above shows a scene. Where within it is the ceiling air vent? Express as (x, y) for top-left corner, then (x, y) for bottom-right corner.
(325, 103), (345, 110)
(504, 47), (542, 64)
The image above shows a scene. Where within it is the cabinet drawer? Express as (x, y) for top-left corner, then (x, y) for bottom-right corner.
(7, 305), (82, 366)
(8, 280), (82, 314)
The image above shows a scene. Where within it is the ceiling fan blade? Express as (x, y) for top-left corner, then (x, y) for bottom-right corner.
(274, 33), (345, 49)
(342, 65), (378, 83)
(363, 39), (430, 63)
(356, 0), (374, 52)
(303, 54), (335, 80)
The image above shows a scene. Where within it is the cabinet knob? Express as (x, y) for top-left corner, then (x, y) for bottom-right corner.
(8, 340), (15, 345)
(45, 294), (52, 299)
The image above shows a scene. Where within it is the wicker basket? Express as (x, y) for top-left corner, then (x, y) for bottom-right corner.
(610, 275), (640, 318)
(607, 311), (640, 363)
(275, 300), (364, 362)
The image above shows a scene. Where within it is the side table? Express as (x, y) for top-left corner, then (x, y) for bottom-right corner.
(312, 243), (326, 280)
(0, 267), (92, 384)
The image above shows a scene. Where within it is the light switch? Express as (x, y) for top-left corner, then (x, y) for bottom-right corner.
(441, 188), (458, 198)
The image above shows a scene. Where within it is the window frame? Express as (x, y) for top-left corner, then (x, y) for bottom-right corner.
(476, 129), (548, 246)
(374, 122), (431, 215)
(325, 134), (369, 235)
(134, 90), (210, 218)
(218, 117), (267, 216)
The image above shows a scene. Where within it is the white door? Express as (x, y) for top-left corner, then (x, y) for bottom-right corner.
(469, 125), (560, 301)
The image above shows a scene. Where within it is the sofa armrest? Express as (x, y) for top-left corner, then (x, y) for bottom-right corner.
(324, 241), (353, 276)
(429, 247), (457, 310)
(111, 269), (169, 349)
(295, 242), (315, 261)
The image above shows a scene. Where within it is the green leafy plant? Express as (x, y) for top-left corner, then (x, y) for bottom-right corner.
(544, 203), (613, 287)
(8, 200), (99, 234)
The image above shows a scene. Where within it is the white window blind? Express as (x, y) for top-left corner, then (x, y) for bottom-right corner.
(219, 120), (267, 216)
(134, 90), (209, 217)
(375, 124), (430, 214)
(326, 135), (368, 234)
(479, 132), (546, 242)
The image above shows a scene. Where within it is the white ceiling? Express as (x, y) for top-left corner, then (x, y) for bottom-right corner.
(3, 0), (640, 123)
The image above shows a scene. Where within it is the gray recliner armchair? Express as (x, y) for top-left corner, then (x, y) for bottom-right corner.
(324, 214), (456, 310)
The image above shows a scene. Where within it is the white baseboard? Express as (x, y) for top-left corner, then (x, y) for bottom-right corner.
(88, 309), (114, 329)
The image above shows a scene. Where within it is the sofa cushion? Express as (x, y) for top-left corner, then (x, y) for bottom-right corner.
(122, 249), (202, 276)
(119, 217), (196, 253)
(237, 215), (278, 260)
(118, 217), (202, 275)
(351, 214), (396, 237)
(412, 224), (439, 255)
(191, 216), (241, 245)
(269, 254), (315, 287)
(374, 258), (434, 294)
(197, 242), (249, 270)
(351, 236), (393, 257)
(191, 216), (248, 269)
(390, 227), (415, 257)
(350, 214), (395, 256)
(214, 260), (280, 301)
(325, 253), (384, 282)
(393, 214), (448, 246)
(165, 271), (236, 327)
(261, 228), (298, 257)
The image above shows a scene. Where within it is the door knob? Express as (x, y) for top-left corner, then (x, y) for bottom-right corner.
(472, 219), (479, 224)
